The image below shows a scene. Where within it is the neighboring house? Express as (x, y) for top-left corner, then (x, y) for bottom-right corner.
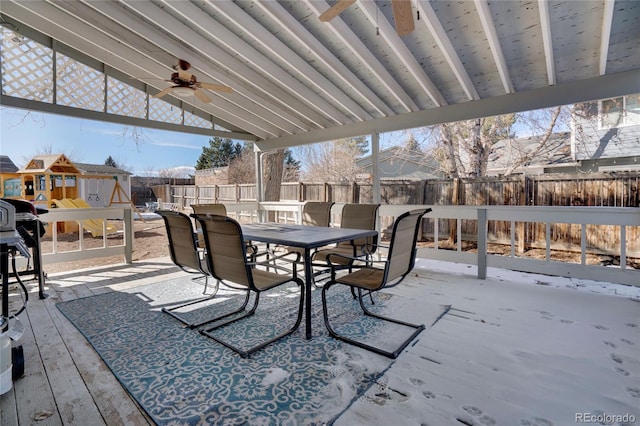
(355, 146), (443, 180)
(571, 93), (640, 172)
(486, 132), (574, 176)
(74, 162), (132, 208)
(488, 93), (640, 176)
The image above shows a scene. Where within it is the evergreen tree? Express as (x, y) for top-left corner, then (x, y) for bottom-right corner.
(104, 156), (118, 168)
(195, 137), (244, 170)
(283, 148), (301, 182)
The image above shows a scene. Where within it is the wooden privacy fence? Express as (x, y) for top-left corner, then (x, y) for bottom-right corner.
(167, 173), (639, 258)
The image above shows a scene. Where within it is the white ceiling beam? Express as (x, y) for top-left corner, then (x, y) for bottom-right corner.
(417, 0), (479, 101)
(78, 1), (300, 138)
(153, 0), (350, 127)
(1, 95), (257, 140)
(2, 0), (271, 138)
(358, 0), (447, 107)
(305, 0), (419, 113)
(254, 1), (394, 118)
(71, 3), (282, 139)
(205, 0), (372, 122)
(538, 0), (556, 86)
(78, 0), (312, 137)
(118, 0), (328, 133)
(257, 69), (640, 150)
(599, 0), (616, 75)
(475, 0), (515, 94)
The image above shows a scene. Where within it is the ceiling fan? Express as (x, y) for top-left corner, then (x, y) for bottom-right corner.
(153, 60), (233, 103)
(319, 0), (415, 36)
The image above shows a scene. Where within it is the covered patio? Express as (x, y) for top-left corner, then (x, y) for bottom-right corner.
(2, 255), (638, 425)
(1, 0), (640, 424)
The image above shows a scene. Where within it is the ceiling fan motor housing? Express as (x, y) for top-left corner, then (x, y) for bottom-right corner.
(171, 72), (196, 86)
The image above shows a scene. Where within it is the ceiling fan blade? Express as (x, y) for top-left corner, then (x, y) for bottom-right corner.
(391, 0), (415, 36)
(197, 82), (234, 93)
(319, 0), (356, 22)
(153, 86), (174, 99)
(194, 88), (212, 103)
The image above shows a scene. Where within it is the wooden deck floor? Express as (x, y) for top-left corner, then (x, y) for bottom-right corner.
(3, 257), (638, 426)
(1, 258), (183, 426)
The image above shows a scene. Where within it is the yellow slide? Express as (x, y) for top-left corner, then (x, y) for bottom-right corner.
(52, 198), (117, 237)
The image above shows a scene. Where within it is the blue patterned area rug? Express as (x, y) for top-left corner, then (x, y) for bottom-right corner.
(57, 277), (449, 425)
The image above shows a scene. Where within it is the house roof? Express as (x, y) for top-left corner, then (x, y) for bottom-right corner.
(356, 146), (442, 180)
(75, 163), (132, 176)
(1, 1), (638, 152)
(488, 131), (573, 172)
(0, 155), (19, 173)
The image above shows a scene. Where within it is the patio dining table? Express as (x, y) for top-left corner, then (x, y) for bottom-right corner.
(241, 223), (378, 340)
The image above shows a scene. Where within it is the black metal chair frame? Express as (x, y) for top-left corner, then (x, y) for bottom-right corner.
(195, 214), (305, 358)
(321, 208), (431, 359)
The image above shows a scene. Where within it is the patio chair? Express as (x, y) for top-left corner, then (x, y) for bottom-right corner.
(191, 203), (227, 248)
(321, 208), (431, 359)
(271, 201), (334, 262)
(191, 203), (260, 260)
(311, 203), (379, 283)
(195, 214), (305, 358)
(157, 210), (219, 328)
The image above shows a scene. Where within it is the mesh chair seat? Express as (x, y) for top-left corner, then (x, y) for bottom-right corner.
(321, 208), (432, 359)
(333, 267), (385, 290)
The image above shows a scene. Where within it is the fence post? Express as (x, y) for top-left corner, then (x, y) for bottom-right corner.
(477, 207), (487, 279)
(517, 175), (526, 254)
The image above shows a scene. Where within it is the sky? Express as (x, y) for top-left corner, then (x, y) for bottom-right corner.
(1, 104), (560, 178)
(1, 106), (214, 176)
(0, 106), (406, 177)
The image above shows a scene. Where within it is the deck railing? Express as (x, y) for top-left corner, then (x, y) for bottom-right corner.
(37, 207), (133, 265)
(38, 203), (638, 287)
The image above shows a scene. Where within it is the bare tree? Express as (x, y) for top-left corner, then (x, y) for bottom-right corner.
(302, 137), (367, 182)
(228, 149), (256, 184)
(501, 106), (565, 175)
(407, 109), (568, 178)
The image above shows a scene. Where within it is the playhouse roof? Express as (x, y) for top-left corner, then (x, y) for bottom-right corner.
(18, 154), (80, 175)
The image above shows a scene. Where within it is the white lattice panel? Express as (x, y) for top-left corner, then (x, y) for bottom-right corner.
(1, 28), (53, 102)
(56, 54), (105, 111)
(106, 76), (147, 118)
(149, 97), (182, 124)
(184, 110), (213, 129)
